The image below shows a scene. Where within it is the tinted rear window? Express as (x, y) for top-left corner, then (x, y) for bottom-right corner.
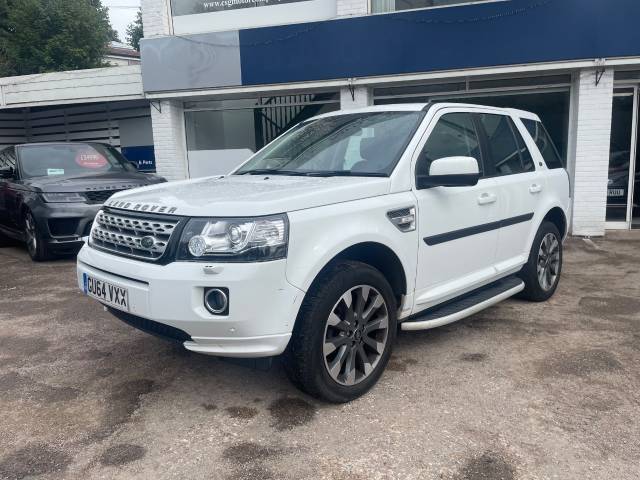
(522, 119), (564, 169)
(477, 114), (523, 176)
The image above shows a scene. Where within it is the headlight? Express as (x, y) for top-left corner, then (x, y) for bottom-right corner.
(177, 214), (288, 262)
(41, 192), (86, 203)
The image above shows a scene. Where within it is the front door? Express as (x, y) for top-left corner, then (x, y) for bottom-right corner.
(412, 109), (501, 312)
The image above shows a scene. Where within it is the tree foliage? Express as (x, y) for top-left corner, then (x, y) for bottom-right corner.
(0, 0), (13, 72)
(126, 8), (143, 51)
(0, 0), (115, 76)
(109, 27), (121, 43)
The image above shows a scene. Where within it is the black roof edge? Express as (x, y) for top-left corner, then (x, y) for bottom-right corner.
(422, 100), (443, 112)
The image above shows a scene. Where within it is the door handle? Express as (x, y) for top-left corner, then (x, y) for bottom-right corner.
(477, 192), (497, 205)
(529, 183), (543, 194)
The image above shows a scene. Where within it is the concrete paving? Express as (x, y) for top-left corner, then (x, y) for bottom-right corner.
(0, 233), (639, 480)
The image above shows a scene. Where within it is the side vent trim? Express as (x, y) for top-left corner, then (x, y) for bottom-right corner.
(387, 207), (416, 232)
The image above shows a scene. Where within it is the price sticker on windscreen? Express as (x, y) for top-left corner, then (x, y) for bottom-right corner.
(76, 150), (108, 168)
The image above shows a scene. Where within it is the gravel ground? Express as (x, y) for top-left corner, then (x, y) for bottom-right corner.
(0, 232), (639, 480)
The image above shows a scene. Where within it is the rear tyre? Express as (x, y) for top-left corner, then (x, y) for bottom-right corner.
(283, 261), (397, 403)
(517, 221), (562, 302)
(24, 211), (51, 262)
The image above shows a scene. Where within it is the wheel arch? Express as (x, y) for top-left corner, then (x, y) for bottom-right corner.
(542, 206), (567, 239)
(305, 241), (408, 307)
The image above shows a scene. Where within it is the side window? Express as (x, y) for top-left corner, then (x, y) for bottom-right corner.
(418, 113), (482, 176)
(512, 124), (536, 172)
(522, 119), (564, 169)
(0, 147), (17, 170)
(477, 114), (524, 176)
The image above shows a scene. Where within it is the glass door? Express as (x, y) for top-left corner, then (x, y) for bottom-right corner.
(632, 97), (640, 229)
(606, 87), (638, 228)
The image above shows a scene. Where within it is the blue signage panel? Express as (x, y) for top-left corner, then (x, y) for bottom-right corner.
(121, 145), (156, 172)
(140, 0), (640, 93)
(239, 0), (640, 85)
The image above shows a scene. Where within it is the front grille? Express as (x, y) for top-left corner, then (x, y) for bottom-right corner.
(48, 217), (80, 236)
(90, 210), (179, 261)
(85, 189), (125, 204)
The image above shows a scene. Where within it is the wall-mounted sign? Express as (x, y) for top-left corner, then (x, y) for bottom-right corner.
(170, 0), (336, 35)
(172, 0), (310, 15)
(121, 146), (157, 172)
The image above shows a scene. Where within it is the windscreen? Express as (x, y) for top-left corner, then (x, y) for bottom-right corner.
(235, 111), (425, 177)
(18, 144), (136, 178)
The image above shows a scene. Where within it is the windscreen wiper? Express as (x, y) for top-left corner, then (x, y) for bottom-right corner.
(304, 170), (388, 177)
(237, 169), (387, 177)
(237, 169), (309, 176)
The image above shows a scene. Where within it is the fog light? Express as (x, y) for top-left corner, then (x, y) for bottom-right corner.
(204, 288), (229, 315)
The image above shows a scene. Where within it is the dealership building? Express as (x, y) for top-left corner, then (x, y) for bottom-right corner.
(1, 0), (640, 235)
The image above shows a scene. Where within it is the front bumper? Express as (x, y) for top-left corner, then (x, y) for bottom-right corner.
(32, 202), (101, 253)
(76, 245), (305, 357)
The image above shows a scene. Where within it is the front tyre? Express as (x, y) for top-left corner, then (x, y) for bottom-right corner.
(284, 261), (397, 403)
(518, 221), (562, 302)
(24, 211), (51, 262)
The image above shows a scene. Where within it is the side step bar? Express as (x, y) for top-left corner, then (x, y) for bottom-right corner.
(401, 276), (524, 331)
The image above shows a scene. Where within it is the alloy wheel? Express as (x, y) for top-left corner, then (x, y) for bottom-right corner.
(25, 213), (37, 257)
(323, 285), (389, 386)
(537, 232), (560, 291)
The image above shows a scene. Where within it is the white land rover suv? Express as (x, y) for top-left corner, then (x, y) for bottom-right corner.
(77, 103), (569, 402)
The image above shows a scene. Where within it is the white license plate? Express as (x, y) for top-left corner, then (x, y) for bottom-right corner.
(608, 188), (625, 197)
(83, 273), (129, 311)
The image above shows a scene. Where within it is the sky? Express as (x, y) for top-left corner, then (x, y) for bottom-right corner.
(105, 0), (141, 43)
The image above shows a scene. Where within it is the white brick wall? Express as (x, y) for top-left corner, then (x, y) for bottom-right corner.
(340, 86), (373, 109)
(570, 68), (614, 237)
(151, 100), (189, 181)
(141, 0), (172, 37)
(336, 0), (368, 17)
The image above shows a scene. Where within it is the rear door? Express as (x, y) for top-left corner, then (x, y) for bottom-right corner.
(412, 108), (501, 311)
(475, 113), (542, 275)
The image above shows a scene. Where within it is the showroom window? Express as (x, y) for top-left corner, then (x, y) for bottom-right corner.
(371, 0), (505, 14)
(184, 93), (340, 178)
(606, 87), (639, 228)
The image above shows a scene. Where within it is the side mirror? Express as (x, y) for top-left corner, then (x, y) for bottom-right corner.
(416, 156), (480, 189)
(0, 167), (15, 179)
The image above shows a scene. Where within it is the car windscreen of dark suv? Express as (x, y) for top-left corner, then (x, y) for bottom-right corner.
(19, 143), (137, 179)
